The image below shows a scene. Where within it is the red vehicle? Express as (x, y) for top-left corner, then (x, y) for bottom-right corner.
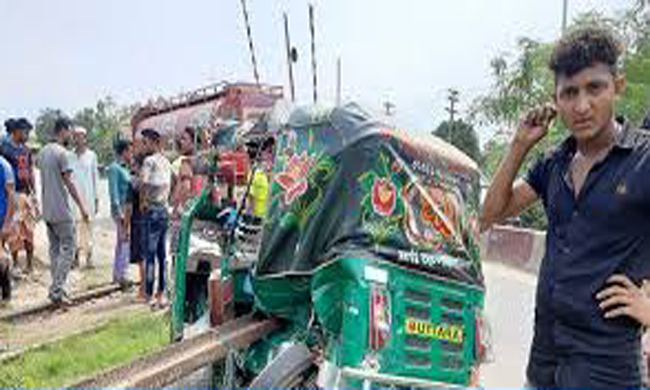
(131, 81), (283, 145)
(131, 81), (283, 186)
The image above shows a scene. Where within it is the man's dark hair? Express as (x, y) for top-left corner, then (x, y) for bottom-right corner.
(114, 139), (131, 157)
(4, 118), (16, 133)
(14, 118), (33, 132)
(549, 26), (623, 79)
(141, 128), (161, 141)
(53, 117), (73, 134)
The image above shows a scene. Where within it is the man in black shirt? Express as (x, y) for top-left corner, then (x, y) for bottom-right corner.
(481, 26), (650, 387)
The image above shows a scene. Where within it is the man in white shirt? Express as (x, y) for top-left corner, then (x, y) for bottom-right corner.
(140, 128), (172, 308)
(71, 126), (99, 269)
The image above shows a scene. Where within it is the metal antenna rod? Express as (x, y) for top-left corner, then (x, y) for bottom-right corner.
(336, 57), (341, 106)
(562, 0), (569, 34)
(283, 13), (296, 102)
(309, 4), (318, 104)
(240, 0), (260, 85)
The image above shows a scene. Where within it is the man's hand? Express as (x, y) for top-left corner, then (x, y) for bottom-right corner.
(80, 207), (90, 222)
(597, 274), (650, 326)
(513, 104), (557, 150)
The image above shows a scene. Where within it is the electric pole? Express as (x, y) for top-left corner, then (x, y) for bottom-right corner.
(336, 57), (342, 106)
(283, 13), (296, 102)
(309, 4), (318, 104)
(444, 88), (459, 144)
(562, 0), (569, 34)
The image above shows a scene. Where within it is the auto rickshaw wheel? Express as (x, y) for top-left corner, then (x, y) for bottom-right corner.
(248, 342), (317, 388)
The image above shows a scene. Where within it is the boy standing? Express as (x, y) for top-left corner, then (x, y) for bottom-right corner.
(140, 129), (171, 307)
(38, 118), (89, 306)
(482, 27), (650, 387)
(71, 126), (99, 269)
(107, 139), (131, 287)
(0, 135), (16, 305)
(2, 118), (36, 274)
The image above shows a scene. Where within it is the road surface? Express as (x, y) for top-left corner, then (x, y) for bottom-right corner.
(481, 262), (537, 387)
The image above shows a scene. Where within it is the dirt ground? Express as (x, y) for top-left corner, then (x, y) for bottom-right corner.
(6, 217), (138, 309)
(0, 178), (152, 356)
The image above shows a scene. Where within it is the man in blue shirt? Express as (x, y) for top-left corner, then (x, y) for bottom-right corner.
(0, 125), (16, 304)
(107, 139), (131, 288)
(481, 27), (650, 387)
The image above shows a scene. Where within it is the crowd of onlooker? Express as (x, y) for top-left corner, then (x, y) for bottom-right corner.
(0, 115), (272, 311)
(0, 116), (114, 308)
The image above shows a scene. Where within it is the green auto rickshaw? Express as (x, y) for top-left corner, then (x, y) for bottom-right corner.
(172, 103), (488, 388)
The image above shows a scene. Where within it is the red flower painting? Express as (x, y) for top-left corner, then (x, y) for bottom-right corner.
(276, 151), (314, 205)
(372, 177), (397, 217)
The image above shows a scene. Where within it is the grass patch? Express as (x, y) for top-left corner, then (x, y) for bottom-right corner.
(0, 312), (169, 388)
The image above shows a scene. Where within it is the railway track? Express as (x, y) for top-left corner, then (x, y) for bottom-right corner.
(70, 315), (278, 388)
(0, 281), (136, 323)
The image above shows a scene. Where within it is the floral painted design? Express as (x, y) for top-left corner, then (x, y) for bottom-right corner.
(372, 177), (397, 217)
(359, 151), (407, 244)
(268, 128), (336, 231)
(276, 151), (314, 205)
(421, 199), (452, 240)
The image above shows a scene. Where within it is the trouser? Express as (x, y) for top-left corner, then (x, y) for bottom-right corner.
(75, 218), (94, 266)
(144, 207), (167, 298)
(527, 345), (642, 388)
(112, 217), (129, 283)
(0, 255), (10, 301)
(46, 221), (76, 302)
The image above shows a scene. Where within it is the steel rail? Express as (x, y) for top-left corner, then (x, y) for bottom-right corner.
(0, 281), (136, 323)
(70, 315), (278, 388)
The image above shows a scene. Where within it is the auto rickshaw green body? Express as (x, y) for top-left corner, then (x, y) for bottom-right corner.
(172, 103), (486, 387)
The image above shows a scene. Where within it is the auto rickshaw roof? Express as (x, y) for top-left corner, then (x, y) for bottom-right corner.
(255, 103), (483, 288)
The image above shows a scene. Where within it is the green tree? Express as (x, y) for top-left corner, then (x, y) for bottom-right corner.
(34, 108), (68, 145)
(73, 97), (133, 166)
(434, 119), (482, 164)
(473, 8), (650, 230)
(34, 98), (133, 167)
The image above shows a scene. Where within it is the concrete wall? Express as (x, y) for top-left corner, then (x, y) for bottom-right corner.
(481, 225), (546, 275)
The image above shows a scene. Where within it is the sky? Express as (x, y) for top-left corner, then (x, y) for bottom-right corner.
(0, 0), (631, 143)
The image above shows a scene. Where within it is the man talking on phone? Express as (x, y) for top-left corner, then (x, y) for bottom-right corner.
(481, 26), (650, 387)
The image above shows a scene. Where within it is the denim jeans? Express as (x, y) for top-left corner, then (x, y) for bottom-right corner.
(527, 346), (642, 388)
(144, 206), (167, 298)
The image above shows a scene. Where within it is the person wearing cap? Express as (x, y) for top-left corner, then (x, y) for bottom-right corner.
(37, 117), (89, 306)
(140, 128), (172, 307)
(2, 118), (37, 275)
(70, 126), (99, 269)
